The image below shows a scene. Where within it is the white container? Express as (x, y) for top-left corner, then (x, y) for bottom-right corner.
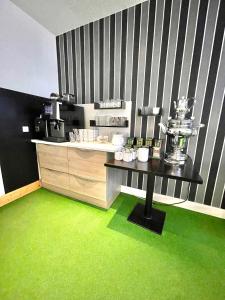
(131, 149), (137, 160)
(115, 151), (123, 161)
(97, 136), (104, 143)
(137, 148), (149, 162)
(123, 149), (133, 162)
(152, 107), (160, 115)
(112, 134), (125, 146)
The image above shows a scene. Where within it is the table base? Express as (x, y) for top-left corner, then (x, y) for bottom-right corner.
(127, 203), (166, 235)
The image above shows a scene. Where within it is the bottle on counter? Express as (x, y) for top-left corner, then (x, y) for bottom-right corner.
(144, 137), (153, 158)
(152, 138), (163, 159)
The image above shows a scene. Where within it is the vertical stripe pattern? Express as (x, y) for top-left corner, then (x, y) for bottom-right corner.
(56, 0), (225, 209)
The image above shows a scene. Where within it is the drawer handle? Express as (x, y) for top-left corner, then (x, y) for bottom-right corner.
(70, 173), (104, 183)
(76, 148), (93, 152)
(43, 168), (66, 175)
(69, 148), (103, 153)
(44, 168), (58, 173)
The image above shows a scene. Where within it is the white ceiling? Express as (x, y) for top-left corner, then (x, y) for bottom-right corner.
(11, 0), (147, 36)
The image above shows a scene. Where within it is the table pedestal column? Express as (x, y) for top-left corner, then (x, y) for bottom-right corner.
(127, 174), (166, 234)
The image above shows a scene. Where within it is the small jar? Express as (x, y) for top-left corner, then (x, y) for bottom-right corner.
(131, 148), (137, 160)
(115, 151), (123, 161)
(69, 132), (75, 142)
(137, 147), (149, 162)
(123, 149), (133, 162)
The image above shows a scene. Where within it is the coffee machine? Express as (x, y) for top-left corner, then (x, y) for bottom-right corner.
(34, 94), (84, 142)
(158, 97), (205, 165)
(48, 100), (66, 142)
(34, 100), (65, 142)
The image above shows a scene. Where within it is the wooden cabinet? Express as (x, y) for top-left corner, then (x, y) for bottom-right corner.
(36, 144), (122, 209)
(69, 174), (106, 201)
(36, 144), (67, 157)
(68, 148), (106, 181)
(38, 152), (68, 173)
(68, 160), (106, 181)
(40, 168), (69, 190)
(68, 148), (106, 164)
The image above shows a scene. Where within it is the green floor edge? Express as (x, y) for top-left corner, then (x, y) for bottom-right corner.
(0, 188), (224, 300)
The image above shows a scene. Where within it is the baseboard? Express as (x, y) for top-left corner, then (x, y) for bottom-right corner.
(41, 182), (109, 209)
(0, 180), (41, 207)
(121, 185), (225, 219)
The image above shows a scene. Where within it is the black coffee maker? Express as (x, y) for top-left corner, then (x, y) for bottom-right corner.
(48, 100), (66, 142)
(34, 94), (84, 142)
(34, 116), (47, 139)
(34, 100), (66, 142)
(49, 119), (65, 142)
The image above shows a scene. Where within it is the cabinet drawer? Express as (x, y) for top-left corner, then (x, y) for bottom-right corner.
(40, 168), (69, 189)
(69, 174), (106, 201)
(69, 159), (106, 181)
(36, 144), (67, 158)
(68, 148), (106, 164)
(38, 152), (68, 173)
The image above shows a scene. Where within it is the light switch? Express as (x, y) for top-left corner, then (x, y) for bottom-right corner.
(22, 126), (29, 133)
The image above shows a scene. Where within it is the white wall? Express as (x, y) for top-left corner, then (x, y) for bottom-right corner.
(0, 0), (58, 98)
(0, 0), (59, 196)
(0, 166), (5, 197)
(11, 0), (147, 35)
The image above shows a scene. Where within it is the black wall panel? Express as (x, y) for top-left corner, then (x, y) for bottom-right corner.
(0, 88), (46, 193)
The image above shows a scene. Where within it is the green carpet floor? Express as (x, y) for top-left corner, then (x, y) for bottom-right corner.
(0, 189), (224, 300)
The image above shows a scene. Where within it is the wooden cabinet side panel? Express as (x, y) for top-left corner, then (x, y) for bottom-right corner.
(106, 167), (123, 207)
(69, 160), (106, 181)
(38, 152), (68, 173)
(36, 144), (68, 158)
(68, 148), (106, 164)
(69, 174), (106, 201)
(40, 168), (69, 190)
(41, 183), (108, 209)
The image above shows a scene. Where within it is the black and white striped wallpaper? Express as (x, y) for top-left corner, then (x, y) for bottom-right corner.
(56, 0), (225, 209)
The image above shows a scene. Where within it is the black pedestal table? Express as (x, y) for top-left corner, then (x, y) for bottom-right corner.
(105, 157), (203, 235)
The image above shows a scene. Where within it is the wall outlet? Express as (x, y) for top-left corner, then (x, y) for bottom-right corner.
(22, 126), (29, 133)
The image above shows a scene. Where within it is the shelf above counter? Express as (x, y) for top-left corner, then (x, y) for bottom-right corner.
(94, 101), (125, 110)
(138, 107), (162, 117)
(89, 120), (129, 128)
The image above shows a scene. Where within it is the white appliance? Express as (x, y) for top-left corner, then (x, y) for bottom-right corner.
(112, 134), (125, 147)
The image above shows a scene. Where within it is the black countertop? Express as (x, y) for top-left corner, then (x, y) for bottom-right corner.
(105, 156), (203, 184)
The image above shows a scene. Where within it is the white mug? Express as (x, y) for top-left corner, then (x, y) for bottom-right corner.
(115, 151), (123, 161)
(152, 107), (160, 115)
(137, 148), (149, 162)
(123, 150), (133, 162)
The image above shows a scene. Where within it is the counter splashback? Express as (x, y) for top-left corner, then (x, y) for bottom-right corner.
(78, 101), (132, 141)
